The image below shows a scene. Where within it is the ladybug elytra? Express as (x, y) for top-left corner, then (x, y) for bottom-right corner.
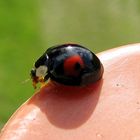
(30, 44), (104, 88)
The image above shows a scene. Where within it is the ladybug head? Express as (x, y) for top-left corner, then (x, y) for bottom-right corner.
(63, 55), (84, 77)
(30, 53), (49, 84)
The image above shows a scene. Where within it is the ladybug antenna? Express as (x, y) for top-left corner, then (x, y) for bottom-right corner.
(21, 78), (31, 84)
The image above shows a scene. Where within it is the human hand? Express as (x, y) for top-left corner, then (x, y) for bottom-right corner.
(1, 44), (140, 140)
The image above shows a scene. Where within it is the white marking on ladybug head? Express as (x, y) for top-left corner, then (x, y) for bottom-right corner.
(36, 65), (48, 77)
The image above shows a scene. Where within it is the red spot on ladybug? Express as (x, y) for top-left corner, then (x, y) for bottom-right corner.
(63, 55), (84, 77)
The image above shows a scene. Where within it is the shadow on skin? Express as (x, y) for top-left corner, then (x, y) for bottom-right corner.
(28, 79), (103, 129)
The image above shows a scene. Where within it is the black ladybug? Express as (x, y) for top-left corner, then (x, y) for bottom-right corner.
(30, 44), (104, 88)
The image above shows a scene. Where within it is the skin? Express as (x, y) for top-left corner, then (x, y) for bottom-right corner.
(1, 43), (140, 140)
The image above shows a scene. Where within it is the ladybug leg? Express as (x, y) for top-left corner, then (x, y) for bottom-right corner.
(38, 77), (45, 88)
(32, 77), (39, 89)
(38, 74), (49, 88)
(30, 69), (38, 89)
(44, 74), (50, 82)
(32, 81), (37, 89)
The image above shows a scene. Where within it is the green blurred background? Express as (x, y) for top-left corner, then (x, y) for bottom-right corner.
(0, 0), (140, 128)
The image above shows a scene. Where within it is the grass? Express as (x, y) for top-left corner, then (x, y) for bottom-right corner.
(0, 0), (140, 128)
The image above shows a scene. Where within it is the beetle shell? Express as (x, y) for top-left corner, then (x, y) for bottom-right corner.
(31, 44), (103, 88)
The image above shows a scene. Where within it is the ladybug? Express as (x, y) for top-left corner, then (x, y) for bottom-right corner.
(30, 43), (104, 88)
